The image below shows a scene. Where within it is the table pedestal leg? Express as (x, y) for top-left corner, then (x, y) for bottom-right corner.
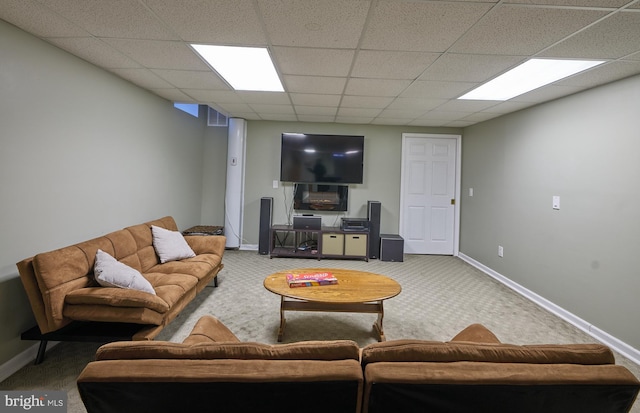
(373, 301), (386, 341)
(277, 296), (286, 342)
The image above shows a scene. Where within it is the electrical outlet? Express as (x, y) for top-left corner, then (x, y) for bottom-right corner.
(498, 245), (504, 257)
(469, 188), (474, 197)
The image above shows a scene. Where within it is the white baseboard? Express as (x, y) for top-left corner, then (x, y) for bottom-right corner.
(240, 244), (258, 251)
(459, 253), (640, 366)
(0, 341), (59, 382)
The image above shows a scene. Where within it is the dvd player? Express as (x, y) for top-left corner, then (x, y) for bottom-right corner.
(341, 218), (370, 231)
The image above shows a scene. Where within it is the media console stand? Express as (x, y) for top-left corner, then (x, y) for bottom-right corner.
(269, 225), (369, 261)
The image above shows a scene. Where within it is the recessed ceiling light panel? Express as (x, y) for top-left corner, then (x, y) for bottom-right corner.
(191, 44), (284, 92)
(458, 58), (605, 101)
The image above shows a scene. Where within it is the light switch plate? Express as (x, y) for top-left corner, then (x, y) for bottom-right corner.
(553, 196), (560, 210)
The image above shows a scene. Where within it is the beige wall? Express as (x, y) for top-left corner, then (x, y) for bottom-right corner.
(0, 21), (209, 365)
(460, 73), (640, 350)
(240, 121), (460, 246)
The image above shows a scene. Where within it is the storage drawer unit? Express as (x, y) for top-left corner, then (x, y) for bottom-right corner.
(322, 233), (344, 256)
(344, 233), (368, 257)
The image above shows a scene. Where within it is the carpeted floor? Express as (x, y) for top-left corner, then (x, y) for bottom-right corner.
(2, 250), (639, 412)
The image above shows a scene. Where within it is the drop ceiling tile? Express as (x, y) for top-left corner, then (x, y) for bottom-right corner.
(510, 84), (585, 103)
(505, 0), (628, 6)
(371, 118), (412, 126)
(340, 95), (394, 108)
(0, 0), (89, 37)
(361, 1), (493, 52)
(260, 113), (299, 121)
(409, 118), (460, 127)
(233, 112), (262, 120)
(290, 94), (341, 106)
(345, 78), (412, 97)
(386, 97), (446, 111)
(102, 39), (210, 70)
(258, 0), (370, 48)
(151, 69), (228, 89)
(418, 54), (525, 83)
(183, 89), (243, 103)
(451, 5), (607, 55)
(250, 104), (296, 115)
(46, 37), (141, 69)
(400, 80), (476, 99)
(435, 99), (501, 112)
(108, 68), (174, 89)
(626, 51), (640, 61)
(418, 110), (474, 121)
(480, 100), (536, 114)
(460, 112), (504, 123)
(337, 107), (382, 117)
(43, 0), (177, 40)
(444, 120), (475, 128)
(295, 105), (337, 116)
(296, 114), (336, 123)
(540, 11), (640, 59)
(238, 91), (291, 105)
(335, 116), (374, 124)
(144, 0), (267, 44)
(283, 75), (347, 94)
(274, 47), (355, 76)
(150, 88), (196, 103)
(555, 61), (640, 87)
(377, 108), (427, 119)
(216, 103), (254, 113)
(351, 50), (440, 80)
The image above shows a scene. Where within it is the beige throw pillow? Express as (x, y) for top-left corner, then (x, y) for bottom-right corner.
(151, 225), (196, 263)
(94, 249), (156, 295)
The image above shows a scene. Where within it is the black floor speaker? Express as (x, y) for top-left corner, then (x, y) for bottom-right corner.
(258, 197), (273, 255)
(367, 200), (381, 259)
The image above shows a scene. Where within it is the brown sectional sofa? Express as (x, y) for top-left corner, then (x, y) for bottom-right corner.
(17, 216), (225, 363)
(78, 315), (364, 413)
(77, 316), (640, 413)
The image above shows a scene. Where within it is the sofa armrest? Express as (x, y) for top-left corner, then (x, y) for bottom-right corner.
(184, 235), (226, 256)
(182, 315), (240, 344)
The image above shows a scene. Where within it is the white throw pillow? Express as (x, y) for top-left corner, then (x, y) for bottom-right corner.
(151, 225), (196, 263)
(94, 249), (156, 295)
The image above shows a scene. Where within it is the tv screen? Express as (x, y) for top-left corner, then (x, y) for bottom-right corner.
(280, 133), (364, 184)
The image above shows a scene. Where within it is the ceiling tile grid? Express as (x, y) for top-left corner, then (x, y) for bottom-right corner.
(1, 0), (639, 127)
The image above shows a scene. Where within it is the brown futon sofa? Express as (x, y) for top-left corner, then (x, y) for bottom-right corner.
(77, 316), (640, 413)
(17, 216), (225, 363)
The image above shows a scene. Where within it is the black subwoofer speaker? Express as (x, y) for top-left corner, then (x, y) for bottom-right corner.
(258, 197), (273, 255)
(367, 200), (381, 259)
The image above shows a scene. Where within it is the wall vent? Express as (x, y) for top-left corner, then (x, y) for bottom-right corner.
(208, 107), (228, 127)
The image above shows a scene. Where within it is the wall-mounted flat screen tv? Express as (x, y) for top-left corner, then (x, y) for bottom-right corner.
(280, 133), (364, 184)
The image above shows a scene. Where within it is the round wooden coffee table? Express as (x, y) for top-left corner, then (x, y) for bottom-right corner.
(264, 268), (401, 342)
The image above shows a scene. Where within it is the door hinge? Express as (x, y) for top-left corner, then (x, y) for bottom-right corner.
(451, 199), (455, 205)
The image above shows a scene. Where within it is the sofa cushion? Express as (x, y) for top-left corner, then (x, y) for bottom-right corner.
(95, 340), (361, 362)
(151, 225), (195, 263)
(450, 323), (501, 344)
(65, 287), (170, 313)
(94, 249), (156, 295)
(361, 340), (615, 367)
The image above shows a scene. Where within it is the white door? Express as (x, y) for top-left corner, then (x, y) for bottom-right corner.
(400, 134), (459, 255)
